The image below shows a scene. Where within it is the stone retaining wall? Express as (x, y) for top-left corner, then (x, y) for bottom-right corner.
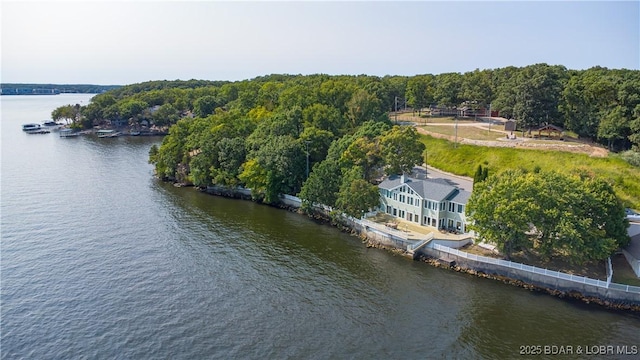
(420, 246), (640, 307)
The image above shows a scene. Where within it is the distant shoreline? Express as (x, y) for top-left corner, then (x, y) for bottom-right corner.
(1, 83), (121, 95)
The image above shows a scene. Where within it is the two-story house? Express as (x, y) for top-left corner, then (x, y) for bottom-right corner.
(378, 174), (471, 233)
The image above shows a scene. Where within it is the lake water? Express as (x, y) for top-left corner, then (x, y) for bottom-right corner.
(1, 94), (639, 359)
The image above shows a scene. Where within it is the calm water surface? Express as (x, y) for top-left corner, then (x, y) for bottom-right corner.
(1, 95), (639, 359)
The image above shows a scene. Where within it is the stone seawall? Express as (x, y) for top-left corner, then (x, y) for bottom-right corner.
(196, 186), (639, 311)
(419, 247), (640, 310)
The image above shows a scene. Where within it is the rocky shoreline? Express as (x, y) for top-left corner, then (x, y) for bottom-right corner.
(192, 184), (640, 313)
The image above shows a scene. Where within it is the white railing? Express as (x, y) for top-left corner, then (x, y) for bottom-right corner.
(358, 219), (409, 240)
(407, 233), (434, 252)
(431, 243), (640, 294)
(606, 257), (613, 287)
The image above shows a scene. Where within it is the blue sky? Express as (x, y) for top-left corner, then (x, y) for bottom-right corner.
(2, 1), (638, 85)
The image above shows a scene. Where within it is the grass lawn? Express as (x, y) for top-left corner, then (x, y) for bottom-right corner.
(420, 134), (640, 209)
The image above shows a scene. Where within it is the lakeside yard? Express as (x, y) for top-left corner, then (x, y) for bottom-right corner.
(368, 213), (640, 286)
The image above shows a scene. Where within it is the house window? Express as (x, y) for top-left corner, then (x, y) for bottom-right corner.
(408, 197), (413, 205)
(423, 216), (428, 225)
(458, 204), (464, 213)
(408, 213), (413, 222)
(386, 206), (392, 214)
(393, 193), (397, 201)
(448, 219), (454, 228)
(448, 202), (455, 212)
(400, 210), (405, 218)
(456, 221), (462, 230)
(440, 202), (445, 211)
(393, 208), (397, 216)
(424, 200), (428, 208)
(415, 215), (419, 223)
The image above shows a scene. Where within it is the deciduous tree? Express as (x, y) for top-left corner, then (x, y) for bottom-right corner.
(380, 126), (425, 175)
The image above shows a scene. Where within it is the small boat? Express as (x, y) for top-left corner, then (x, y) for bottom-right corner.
(26, 129), (51, 134)
(42, 120), (62, 127)
(22, 123), (42, 131)
(96, 129), (120, 138)
(42, 120), (64, 130)
(59, 129), (79, 137)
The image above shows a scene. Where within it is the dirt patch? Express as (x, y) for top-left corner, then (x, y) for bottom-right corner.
(416, 125), (609, 157)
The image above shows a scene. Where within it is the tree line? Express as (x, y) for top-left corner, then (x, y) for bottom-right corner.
(56, 66), (633, 263)
(1, 83), (121, 94)
(56, 65), (640, 152)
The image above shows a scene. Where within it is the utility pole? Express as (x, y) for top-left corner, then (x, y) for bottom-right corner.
(454, 115), (458, 148)
(394, 96), (398, 124)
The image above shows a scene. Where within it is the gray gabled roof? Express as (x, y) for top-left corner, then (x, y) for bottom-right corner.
(447, 189), (471, 204)
(379, 174), (469, 204)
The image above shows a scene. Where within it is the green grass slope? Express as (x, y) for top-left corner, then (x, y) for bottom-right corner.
(421, 135), (640, 209)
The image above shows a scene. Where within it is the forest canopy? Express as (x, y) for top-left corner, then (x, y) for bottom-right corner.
(56, 64), (640, 216)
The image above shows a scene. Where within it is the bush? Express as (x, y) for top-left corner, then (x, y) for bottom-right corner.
(620, 150), (640, 167)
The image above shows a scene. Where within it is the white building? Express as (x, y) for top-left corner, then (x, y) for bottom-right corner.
(378, 174), (471, 233)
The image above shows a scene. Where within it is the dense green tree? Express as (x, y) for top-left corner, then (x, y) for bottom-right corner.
(473, 164), (489, 185)
(279, 84), (315, 110)
(382, 75), (408, 112)
(433, 72), (463, 107)
(118, 99), (148, 123)
(504, 64), (565, 130)
(242, 135), (305, 204)
(597, 106), (629, 150)
(152, 103), (180, 126)
(460, 69), (493, 108)
(193, 95), (219, 118)
(629, 104), (640, 150)
(51, 104), (81, 125)
(335, 167), (380, 219)
(246, 112), (299, 153)
(346, 89), (385, 128)
(299, 126), (334, 165)
(467, 169), (537, 259)
(150, 118), (193, 180)
(380, 126), (425, 175)
(257, 81), (283, 111)
(299, 158), (342, 209)
(302, 103), (343, 135)
(468, 169), (629, 263)
(340, 137), (383, 182)
(319, 79), (354, 113)
(406, 75), (433, 116)
(211, 137), (247, 186)
(238, 158), (268, 201)
(560, 68), (615, 138)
